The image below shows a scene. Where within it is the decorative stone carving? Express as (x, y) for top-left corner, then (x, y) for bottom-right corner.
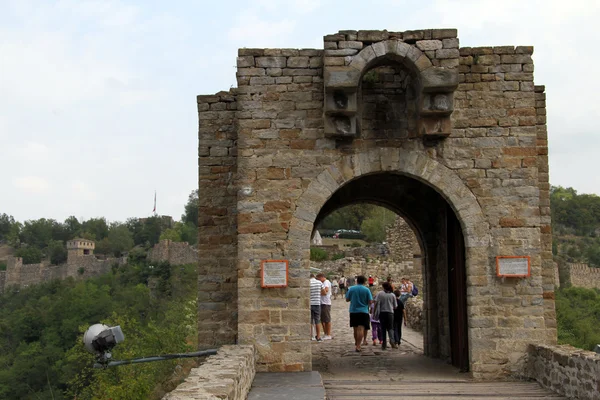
(323, 37), (458, 144)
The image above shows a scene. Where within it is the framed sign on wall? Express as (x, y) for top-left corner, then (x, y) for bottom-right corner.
(496, 256), (531, 278)
(261, 260), (289, 288)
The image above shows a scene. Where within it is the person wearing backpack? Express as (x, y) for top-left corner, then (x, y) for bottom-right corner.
(399, 277), (413, 304)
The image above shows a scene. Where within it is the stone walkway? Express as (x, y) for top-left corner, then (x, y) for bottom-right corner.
(312, 297), (566, 399)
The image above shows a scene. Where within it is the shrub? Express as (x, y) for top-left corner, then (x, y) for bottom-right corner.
(0, 261), (6, 271)
(310, 248), (328, 262)
(77, 267), (85, 275)
(331, 253), (345, 261)
(350, 241), (362, 248)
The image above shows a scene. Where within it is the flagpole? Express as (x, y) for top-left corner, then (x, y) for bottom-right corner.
(153, 191), (157, 215)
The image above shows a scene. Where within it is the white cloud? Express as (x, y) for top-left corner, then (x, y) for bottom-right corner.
(13, 176), (50, 193)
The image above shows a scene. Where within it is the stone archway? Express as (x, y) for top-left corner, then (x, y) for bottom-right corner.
(197, 28), (555, 381)
(290, 148), (489, 371)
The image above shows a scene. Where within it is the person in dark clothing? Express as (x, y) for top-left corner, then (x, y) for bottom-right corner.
(374, 282), (397, 350)
(393, 289), (407, 345)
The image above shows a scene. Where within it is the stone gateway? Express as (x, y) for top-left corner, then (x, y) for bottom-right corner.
(196, 28), (554, 379)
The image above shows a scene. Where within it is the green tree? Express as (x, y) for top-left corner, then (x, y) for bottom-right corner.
(108, 223), (134, 257)
(64, 216), (82, 239)
(20, 218), (55, 249)
(361, 206), (396, 242)
(0, 213), (15, 242)
(47, 240), (67, 265)
(179, 221), (198, 246)
(81, 218), (109, 241)
(160, 227), (182, 242)
(182, 190), (199, 227)
(14, 246), (43, 264)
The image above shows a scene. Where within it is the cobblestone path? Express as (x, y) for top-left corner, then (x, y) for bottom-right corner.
(312, 297), (565, 399)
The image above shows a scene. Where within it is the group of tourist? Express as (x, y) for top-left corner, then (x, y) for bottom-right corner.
(346, 276), (414, 352)
(311, 272), (416, 352)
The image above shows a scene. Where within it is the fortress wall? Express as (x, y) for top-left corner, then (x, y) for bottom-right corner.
(568, 263), (600, 290)
(148, 239), (199, 266)
(311, 256), (423, 292)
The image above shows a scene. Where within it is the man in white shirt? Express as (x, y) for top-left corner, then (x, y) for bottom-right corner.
(317, 273), (333, 339)
(310, 274), (323, 341)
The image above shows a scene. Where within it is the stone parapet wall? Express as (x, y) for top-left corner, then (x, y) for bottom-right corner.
(148, 240), (199, 266)
(197, 89), (239, 349)
(386, 216), (420, 260)
(311, 256), (423, 292)
(567, 263), (600, 290)
(404, 297), (424, 332)
(525, 344), (600, 400)
(0, 254), (125, 294)
(163, 345), (255, 400)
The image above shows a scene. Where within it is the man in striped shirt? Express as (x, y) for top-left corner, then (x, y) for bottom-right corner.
(310, 274), (323, 341)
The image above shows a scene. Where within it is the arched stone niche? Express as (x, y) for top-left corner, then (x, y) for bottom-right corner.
(323, 39), (459, 144)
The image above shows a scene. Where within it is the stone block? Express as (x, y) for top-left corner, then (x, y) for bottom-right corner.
(324, 49), (359, 57)
(338, 41), (363, 49)
(256, 57), (287, 68)
(357, 30), (389, 41)
(287, 57), (309, 68)
(421, 67), (459, 92)
(323, 66), (360, 88)
(417, 40), (443, 51)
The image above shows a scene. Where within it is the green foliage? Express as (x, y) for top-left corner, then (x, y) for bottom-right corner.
(108, 223), (135, 257)
(15, 246), (43, 264)
(81, 218), (110, 241)
(331, 253), (345, 261)
(310, 247), (328, 262)
(556, 287), (600, 351)
(182, 190), (199, 227)
(350, 241), (362, 248)
(319, 204), (375, 231)
(77, 267), (85, 275)
(47, 239), (68, 265)
(361, 206), (396, 242)
(0, 213), (15, 242)
(0, 260), (198, 399)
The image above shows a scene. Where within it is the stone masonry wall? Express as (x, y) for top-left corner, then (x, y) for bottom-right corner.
(386, 216), (421, 261)
(565, 263), (600, 290)
(198, 27), (555, 379)
(525, 344), (600, 400)
(163, 345), (255, 400)
(197, 90), (239, 348)
(148, 240), (199, 266)
(311, 256), (422, 292)
(0, 254), (125, 294)
(234, 46), (324, 373)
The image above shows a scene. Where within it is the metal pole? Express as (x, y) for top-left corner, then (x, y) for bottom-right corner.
(94, 349), (218, 368)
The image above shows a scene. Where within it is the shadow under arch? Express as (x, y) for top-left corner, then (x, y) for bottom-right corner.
(291, 148), (490, 372)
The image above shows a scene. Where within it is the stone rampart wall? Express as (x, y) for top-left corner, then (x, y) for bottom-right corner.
(311, 256), (423, 291)
(525, 344), (600, 400)
(0, 254), (125, 294)
(404, 297), (424, 332)
(163, 345), (255, 400)
(387, 216), (421, 260)
(148, 240), (199, 266)
(567, 263), (600, 290)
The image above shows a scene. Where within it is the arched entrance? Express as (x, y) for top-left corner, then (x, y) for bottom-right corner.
(290, 147), (489, 374)
(313, 172), (469, 370)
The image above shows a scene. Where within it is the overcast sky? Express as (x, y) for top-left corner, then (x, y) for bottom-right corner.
(1, 0), (598, 223)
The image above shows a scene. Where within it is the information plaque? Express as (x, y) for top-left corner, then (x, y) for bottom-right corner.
(496, 256), (530, 278)
(261, 260), (289, 288)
